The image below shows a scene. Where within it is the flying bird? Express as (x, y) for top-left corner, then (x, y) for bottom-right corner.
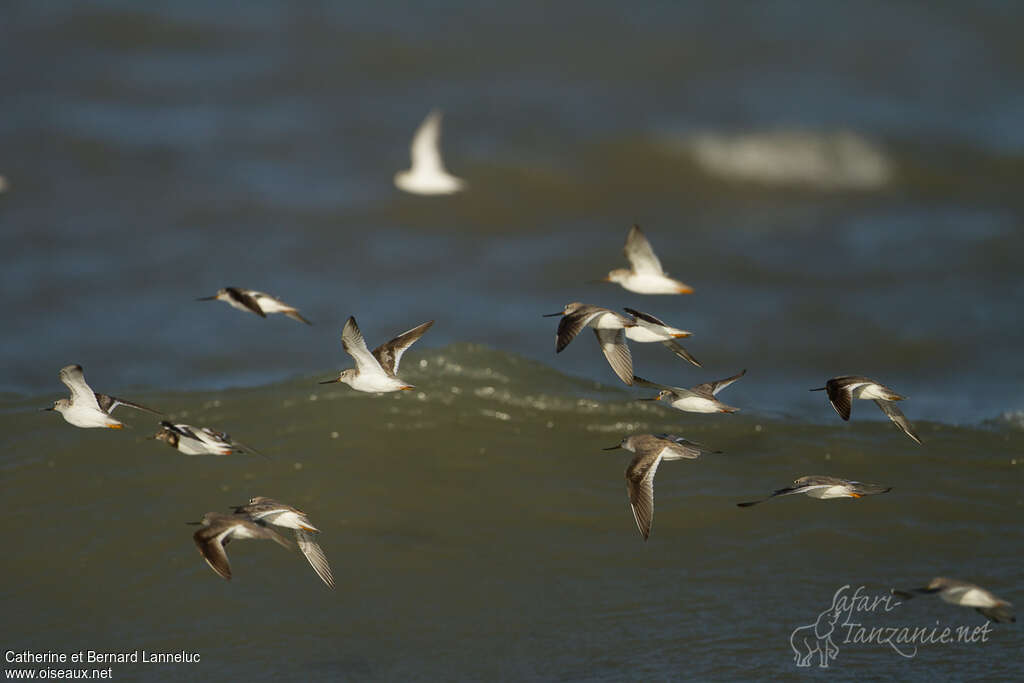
(232, 497), (334, 589)
(892, 578), (1015, 624)
(189, 512), (293, 582)
(320, 317), (433, 393)
(197, 287), (311, 324)
(811, 376), (921, 444)
(43, 364), (161, 429)
(737, 475), (891, 507)
(544, 303), (637, 385)
(394, 110), (466, 195)
(602, 225), (693, 294)
(634, 369), (746, 413)
(152, 421), (265, 457)
(604, 434), (718, 540)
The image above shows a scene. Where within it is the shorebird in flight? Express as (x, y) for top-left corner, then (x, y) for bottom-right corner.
(320, 317), (433, 393)
(152, 421), (265, 457)
(737, 475), (891, 507)
(43, 364), (161, 429)
(892, 578), (1015, 624)
(197, 287), (311, 324)
(604, 434), (718, 540)
(544, 303), (637, 385)
(602, 225), (693, 294)
(394, 109), (466, 195)
(634, 369), (745, 413)
(811, 376), (922, 444)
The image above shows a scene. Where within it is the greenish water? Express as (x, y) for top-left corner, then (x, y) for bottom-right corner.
(3, 346), (1022, 680)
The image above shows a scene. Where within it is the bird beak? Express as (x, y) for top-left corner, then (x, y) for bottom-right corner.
(40, 407), (54, 411)
(196, 295), (217, 301)
(602, 445), (621, 450)
(542, 312), (563, 317)
(318, 378), (341, 384)
(185, 521), (202, 525)
(636, 397), (659, 402)
(809, 387), (826, 392)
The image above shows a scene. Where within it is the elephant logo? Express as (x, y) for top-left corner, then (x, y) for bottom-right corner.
(790, 588), (845, 668)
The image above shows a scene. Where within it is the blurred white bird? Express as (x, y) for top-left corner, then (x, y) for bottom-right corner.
(394, 110), (466, 195)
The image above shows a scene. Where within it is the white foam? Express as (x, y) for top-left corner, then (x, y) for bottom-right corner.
(682, 129), (891, 189)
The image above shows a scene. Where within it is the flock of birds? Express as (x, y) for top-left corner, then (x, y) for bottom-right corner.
(40, 111), (1014, 625)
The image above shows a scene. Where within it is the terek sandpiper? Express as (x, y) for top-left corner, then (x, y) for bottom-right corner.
(190, 512), (293, 581)
(811, 376), (922, 444)
(320, 316), (433, 393)
(634, 369), (746, 413)
(197, 287), (311, 324)
(602, 225), (693, 294)
(604, 434), (718, 540)
(394, 110), (465, 195)
(153, 421), (265, 457)
(232, 497), (334, 589)
(737, 475), (891, 507)
(544, 303), (636, 385)
(43, 364), (161, 429)
(892, 578), (1015, 624)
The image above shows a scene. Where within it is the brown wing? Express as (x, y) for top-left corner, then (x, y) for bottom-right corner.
(372, 320), (434, 375)
(826, 380), (853, 420)
(555, 307), (603, 353)
(625, 452), (661, 540)
(193, 527), (233, 580)
(692, 369), (746, 397)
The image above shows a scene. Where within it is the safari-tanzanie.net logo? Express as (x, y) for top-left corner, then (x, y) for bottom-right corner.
(789, 584), (995, 668)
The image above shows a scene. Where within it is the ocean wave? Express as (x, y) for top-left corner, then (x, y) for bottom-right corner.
(670, 129), (892, 189)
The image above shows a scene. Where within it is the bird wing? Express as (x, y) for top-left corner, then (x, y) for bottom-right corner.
(625, 452), (662, 540)
(193, 526), (235, 580)
(693, 369), (747, 397)
(94, 393), (162, 416)
(164, 421), (200, 440)
(284, 310), (312, 325)
(736, 484), (831, 507)
(341, 317), (384, 374)
(873, 400), (922, 444)
(554, 307), (605, 353)
(659, 340), (701, 367)
(215, 431), (267, 458)
(59, 365), (102, 411)
(623, 225), (664, 275)
(593, 328), (634, 386)
(622, 307), (669, 327)
(631, 375), (683, 393)
(825, 381), (855, 421)
(654, 434), (708, 459)
(226, 288), (266, 317)
(296, 529), (335, 589)
(409, 110), (447, 175)
(372, 320), (434, 375)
